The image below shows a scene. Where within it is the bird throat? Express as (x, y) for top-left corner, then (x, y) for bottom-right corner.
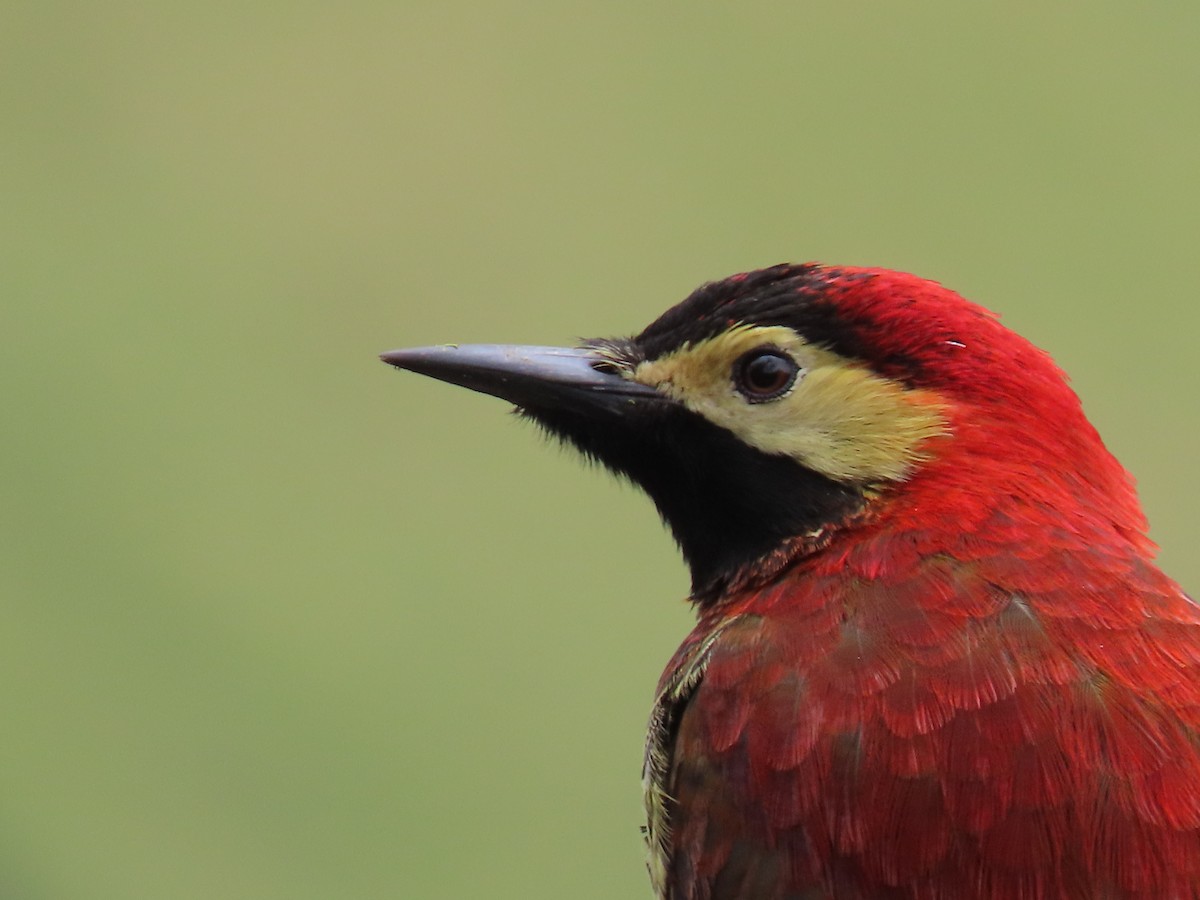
(523, 401), (866, 603)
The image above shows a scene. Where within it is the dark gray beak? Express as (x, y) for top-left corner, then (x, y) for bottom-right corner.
(380, 344), (662, 414)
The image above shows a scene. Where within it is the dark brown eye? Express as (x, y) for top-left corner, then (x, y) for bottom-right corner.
(734, 349), (799, 402)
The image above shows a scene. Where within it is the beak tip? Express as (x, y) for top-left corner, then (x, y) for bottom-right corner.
(379, 348), (426, 370)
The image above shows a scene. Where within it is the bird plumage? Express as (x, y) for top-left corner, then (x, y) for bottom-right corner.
(382, 264), (1199, 899)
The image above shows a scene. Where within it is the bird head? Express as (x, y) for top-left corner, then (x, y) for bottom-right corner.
(383, 264), (1147, 601)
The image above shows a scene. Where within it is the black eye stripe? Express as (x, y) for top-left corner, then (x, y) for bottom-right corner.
(734, 349), (799, 403)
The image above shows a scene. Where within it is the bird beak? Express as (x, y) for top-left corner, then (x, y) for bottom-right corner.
(380, 344), (662, 414)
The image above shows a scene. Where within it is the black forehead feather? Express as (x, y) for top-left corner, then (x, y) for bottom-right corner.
(632, 264), (877, 362)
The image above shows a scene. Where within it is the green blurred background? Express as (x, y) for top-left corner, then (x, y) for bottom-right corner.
(4, 3), (1199, 898)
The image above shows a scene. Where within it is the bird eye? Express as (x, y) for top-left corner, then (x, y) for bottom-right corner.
(733, 349), (799, 402)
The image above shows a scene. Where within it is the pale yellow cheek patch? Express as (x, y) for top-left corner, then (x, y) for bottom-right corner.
(633, 325), (947, 484)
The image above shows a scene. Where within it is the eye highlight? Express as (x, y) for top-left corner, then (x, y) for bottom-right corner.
(733, 348), (799, 402)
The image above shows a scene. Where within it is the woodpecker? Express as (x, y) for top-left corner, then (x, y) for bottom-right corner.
(381, 264), (1200, 899)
